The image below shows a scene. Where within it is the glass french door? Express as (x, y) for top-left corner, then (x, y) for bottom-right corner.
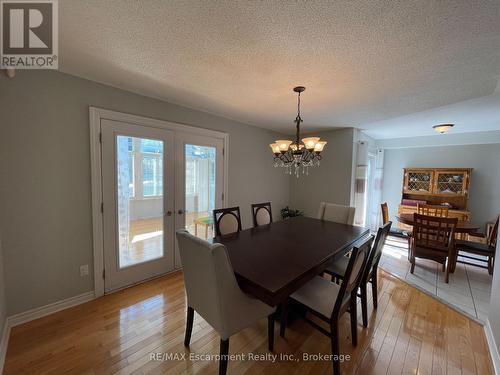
(101, 119), (175, 292)
(174, 133), (224, 268)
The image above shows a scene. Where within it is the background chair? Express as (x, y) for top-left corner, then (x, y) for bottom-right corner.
(280, 235), (374, 375)
(455, 215), (498, 274)
(213, 206), (242, 236)
(317, 202), (355, 225)
(417, 203), (449, 217)
(381, 202), (410, 243)
(410, 214), (457, 283)
(324, 222), (392, 327)
(176, 230), (275, 375)
(251, 202), (273, 227)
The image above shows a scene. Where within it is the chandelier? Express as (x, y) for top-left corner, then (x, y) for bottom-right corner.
(269, 86), (327, 177)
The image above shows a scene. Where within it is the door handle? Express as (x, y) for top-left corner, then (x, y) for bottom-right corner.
(178, 209), (185, 215)
(165, 211), (173, 216)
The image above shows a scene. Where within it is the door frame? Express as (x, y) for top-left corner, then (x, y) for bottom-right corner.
(89, 107), (229, 297)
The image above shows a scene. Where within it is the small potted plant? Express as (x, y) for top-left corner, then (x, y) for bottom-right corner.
(281, 206), (304, 220)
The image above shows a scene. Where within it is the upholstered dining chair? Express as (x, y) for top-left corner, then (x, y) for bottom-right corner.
(213, 206), (242, 236)
(251, 202), (273, 227)
(455, 215), (498, 275)
(324, 222), (392, 327)
(317, 202), (356, 225)
(410, 214), (457, 283)
(176, 230), (276, 375)
(280, 235), (374, 375)
(417, 203), (449, 217)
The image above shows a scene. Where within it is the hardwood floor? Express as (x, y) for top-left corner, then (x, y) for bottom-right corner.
(4, 269), (494, 374)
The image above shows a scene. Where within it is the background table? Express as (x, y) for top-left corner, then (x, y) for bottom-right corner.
(194, 216), (213, 239)
(212, 216), (369, 306)
(396, 213), (480, 233)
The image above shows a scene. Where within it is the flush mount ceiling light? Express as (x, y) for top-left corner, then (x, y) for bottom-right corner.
(433, 123), (454, 134)
(269, 86), (327, 178)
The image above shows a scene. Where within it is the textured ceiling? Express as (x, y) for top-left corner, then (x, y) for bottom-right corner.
(59, 0), (500, 138)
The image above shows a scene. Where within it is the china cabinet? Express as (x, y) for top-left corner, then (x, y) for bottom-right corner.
(397, 168), (472, 230)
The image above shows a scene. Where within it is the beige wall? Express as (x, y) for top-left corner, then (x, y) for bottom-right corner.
(289, 128), (355, 217)
(0, 70), (290, 315)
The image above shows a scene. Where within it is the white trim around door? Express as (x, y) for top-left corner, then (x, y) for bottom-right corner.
(89, 107), (229, 297)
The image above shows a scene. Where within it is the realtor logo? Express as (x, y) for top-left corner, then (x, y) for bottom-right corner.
(1, 0), (58, 69)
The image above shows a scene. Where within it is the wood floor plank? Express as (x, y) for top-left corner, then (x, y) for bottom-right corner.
(3, 269), (493, 375)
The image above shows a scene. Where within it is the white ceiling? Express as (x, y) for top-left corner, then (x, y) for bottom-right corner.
(59, 0), (500, 138)
(364, 91), (500, 139)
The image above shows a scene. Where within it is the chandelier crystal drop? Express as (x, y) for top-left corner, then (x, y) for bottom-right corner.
(269, 86), (327, 178)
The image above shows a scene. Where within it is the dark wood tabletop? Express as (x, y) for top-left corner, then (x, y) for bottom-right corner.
(212, 216), (370, 306)
(396, 213), (480, 233)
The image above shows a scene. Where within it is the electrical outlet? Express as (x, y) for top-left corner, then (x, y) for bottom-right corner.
(80, 264), (89, 277)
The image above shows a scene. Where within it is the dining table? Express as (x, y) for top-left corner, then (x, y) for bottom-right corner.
(396, 213), (480, 234)
(211, 216), (370, 306)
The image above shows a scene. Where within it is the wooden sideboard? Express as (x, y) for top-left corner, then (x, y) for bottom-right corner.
(397, 167), (472, 230)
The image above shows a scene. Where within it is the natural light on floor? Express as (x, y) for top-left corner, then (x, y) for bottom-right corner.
(131, 230), (163, 243)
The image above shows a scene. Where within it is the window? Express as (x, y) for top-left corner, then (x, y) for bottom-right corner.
(121, 137), (164, 199)
(142, 155), (163, 196)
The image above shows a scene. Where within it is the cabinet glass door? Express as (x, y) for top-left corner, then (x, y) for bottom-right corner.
(405, 170), (434, 194)
(435, 171), (467, 195)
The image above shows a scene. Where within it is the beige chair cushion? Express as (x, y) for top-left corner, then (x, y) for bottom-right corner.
(348, 250), (366, 286)
(176, 230), (275, 339)
(218, 213), (239, 235)
(317, 202), (356, 225)
(291, 276), (347, 318)
(255, 207), (271, 226)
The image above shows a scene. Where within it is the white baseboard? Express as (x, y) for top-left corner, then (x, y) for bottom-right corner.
(7, 291), (95, 328)
(484, 319), (500, 374)
(0, 318), (11, 375)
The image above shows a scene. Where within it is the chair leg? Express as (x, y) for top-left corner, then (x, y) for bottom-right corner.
(267, 314), (275, 352)
(219, 338), (229, 375)
(445, 261), (450, 283)
(371, 274), (378, 310)
(184, 306), (194, 346)
(279, 299), (288, 338)
(449, 252), (456, 273)
(330, 320), (341, 375)
(360, 283), (368, 327)
(488, 256), (494, 275)
(407, 236), (411, 261)
(350, 294), (358, 346)
(410, 258), (416, 274)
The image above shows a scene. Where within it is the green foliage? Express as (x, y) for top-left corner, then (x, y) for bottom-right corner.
(281, 206), (304, 220)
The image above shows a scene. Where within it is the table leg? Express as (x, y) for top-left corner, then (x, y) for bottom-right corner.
(194, 223), (198, 237)
(205, 224), (208, 240)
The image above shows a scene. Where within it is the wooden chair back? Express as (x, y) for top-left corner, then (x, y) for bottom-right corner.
(381, 202), (389, 225)
(332, 235), (374, 318)
(251, 202), (273, 227)
(417, 204), (449, 218)
(213, 207), (242, 236)
(488, 216), (499, 249)
(363, 222), (392, 283)
(412, 214), (457, 251)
